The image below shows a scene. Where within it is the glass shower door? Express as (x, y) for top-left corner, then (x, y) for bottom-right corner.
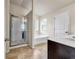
(11, 16), (27, 46)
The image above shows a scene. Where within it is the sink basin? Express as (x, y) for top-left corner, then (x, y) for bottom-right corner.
(65, 34), (75, 41)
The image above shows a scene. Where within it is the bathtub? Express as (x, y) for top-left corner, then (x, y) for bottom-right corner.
(33, 35), (49, 45)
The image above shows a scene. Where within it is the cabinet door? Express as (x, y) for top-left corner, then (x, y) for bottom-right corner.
(48, 40), (75, 59)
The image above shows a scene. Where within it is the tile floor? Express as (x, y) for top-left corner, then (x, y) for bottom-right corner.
(6, 43), (47, 59)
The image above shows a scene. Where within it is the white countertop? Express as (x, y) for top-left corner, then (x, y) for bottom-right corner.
(49, 38), (75, 48)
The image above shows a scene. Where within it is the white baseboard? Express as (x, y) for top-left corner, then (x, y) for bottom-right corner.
(10, 44), (28, 49)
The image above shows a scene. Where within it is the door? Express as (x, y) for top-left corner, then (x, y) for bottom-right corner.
(11, 16), (27, 46)
(54, 12), (69, 40)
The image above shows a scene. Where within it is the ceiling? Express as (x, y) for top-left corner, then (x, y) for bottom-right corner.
(35, 0), (75, 16)
(10, 0), (32, 9)
(10, 0), (75, 16)
(10, 0), (32, 16)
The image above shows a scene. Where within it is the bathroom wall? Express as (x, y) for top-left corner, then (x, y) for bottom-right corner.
(5, 0), (10, 40)
(40, 3), (75, 39)
(25, 11), (33, 47)
(5, 0), (10, 53)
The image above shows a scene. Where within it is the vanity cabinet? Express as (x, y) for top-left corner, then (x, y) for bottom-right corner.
(48, 40), (75, 59)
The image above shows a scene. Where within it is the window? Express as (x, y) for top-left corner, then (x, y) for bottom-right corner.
(35, 19), (39, 32)
(21, 23), (25, 31)
(40, 18), (47, 35)
(34, 19), (39, 35)
(34, 18), (48, 35)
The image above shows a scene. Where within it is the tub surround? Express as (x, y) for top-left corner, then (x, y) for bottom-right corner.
(33, 35), (49, 45)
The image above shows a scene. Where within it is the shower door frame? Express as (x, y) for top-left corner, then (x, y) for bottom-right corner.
(10, 15), (27, 47)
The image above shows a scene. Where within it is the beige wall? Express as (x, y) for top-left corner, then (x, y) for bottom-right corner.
(5, 0), (10, 40)
(40, 3), (75, 39)
(5, 0), (10, 53)
(26, 11), (33, 47)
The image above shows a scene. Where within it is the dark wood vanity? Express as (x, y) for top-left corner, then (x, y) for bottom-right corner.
(48, 40), (75, 59)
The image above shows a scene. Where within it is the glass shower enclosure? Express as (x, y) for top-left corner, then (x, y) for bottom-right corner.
(11, 16), (27, 46)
